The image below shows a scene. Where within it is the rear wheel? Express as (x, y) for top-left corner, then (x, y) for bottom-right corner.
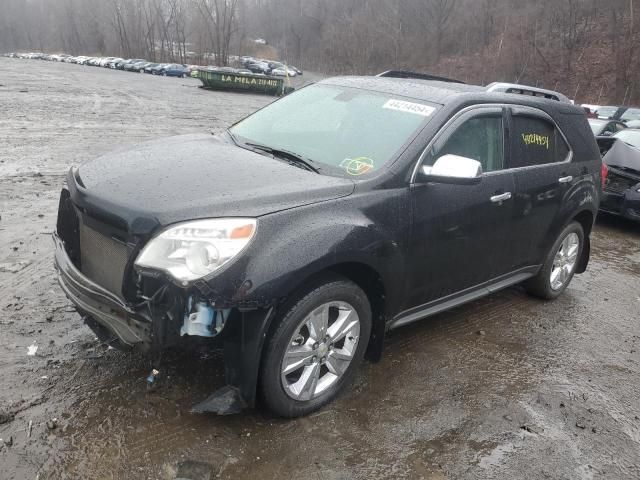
(259, 275), (371, 417)
(525, 221), (584, 299)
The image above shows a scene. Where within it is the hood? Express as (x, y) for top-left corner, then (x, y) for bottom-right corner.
(601, 137), (640, 172)
(72, 134), (354, 235)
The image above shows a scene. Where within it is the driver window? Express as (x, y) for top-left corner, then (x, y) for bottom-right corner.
(429, 114), (504, 172)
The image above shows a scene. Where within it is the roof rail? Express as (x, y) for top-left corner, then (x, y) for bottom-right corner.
(486, 82), (571, 103)
(377, 70), (465, 84)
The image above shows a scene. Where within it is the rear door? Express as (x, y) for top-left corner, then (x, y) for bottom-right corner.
(406, 106), (517, 308)
(507, 107), (577, 268)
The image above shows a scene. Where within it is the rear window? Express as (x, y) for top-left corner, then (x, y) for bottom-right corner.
(509, 115), (570, 168)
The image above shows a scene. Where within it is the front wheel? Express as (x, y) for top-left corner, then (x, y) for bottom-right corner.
(259, 275), (371, 417)
(525, 221), (584, 300)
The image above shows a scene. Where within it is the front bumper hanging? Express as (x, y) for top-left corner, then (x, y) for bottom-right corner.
(53, 232), (151, 346)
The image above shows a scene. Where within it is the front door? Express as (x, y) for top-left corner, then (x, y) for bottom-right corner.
(405, 107), (517, 310)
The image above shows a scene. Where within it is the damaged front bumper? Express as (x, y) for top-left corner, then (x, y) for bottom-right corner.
(53, 232), (152, 347)
(54, 231), (276, 411)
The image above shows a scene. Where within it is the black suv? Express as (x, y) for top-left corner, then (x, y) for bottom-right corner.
(54, 72), (602, 417)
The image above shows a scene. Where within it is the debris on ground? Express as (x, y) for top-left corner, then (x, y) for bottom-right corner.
(146, 369), (160, 387)
(0, 411), (15, 425)
(175, 460), (214, 480)
(521, 424), (544, 435)
(191, 386), (247, 415)
(27, 344), (38, 356)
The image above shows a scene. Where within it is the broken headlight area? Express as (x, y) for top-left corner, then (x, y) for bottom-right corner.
(129, 271), (235, 350)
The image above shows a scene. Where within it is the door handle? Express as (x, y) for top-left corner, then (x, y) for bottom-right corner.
(558, 175), (573, 184)
(490, 192), (512, 203)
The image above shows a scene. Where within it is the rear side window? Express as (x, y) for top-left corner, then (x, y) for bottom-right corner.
(509, 115), (570, 168)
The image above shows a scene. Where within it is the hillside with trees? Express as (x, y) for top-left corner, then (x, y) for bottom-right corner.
(1, 0), (639, 104)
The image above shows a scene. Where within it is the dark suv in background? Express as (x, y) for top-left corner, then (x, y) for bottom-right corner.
(54, 71), (602, 417)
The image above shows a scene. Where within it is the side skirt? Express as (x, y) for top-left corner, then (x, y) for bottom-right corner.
(389, 266), (540, 330)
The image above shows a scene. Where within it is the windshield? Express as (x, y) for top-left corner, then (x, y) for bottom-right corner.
(588, 119), (606, 134)
(621, 108), (640, 122)
(614, 129), (640, 148)
(229, 84), (436, 177)
(596, 106), (617, 118)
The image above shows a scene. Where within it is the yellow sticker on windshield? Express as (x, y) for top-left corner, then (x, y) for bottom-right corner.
(522, 133), (550, 149)
(340, 157), (374, 176)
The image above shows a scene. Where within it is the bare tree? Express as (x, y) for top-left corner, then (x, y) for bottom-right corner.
(197, 0), (239, 65)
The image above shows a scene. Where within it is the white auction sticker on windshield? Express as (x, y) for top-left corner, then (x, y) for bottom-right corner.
(383, 99), (435, 117)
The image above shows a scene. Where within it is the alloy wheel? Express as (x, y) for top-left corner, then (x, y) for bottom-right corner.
(550, 232), (580, 290)
(281, 301), (360, 401)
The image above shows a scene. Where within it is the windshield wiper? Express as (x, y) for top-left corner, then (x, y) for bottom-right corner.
(244, 142), (320, 173)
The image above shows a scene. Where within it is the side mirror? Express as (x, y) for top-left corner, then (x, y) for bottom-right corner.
(417, 154), (483, 185)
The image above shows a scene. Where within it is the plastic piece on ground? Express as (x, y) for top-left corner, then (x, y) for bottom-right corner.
(190, 385), (247, 415)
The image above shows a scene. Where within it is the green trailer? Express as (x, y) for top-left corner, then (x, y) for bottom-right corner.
(197, 69), (293, 96)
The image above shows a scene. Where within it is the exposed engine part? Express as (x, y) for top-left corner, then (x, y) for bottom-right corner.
(181, 298), (230, 337)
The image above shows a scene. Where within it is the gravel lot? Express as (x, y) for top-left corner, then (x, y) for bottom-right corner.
(1, 57), (639, 480)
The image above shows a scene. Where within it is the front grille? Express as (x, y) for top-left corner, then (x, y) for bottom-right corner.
(605, 172), (638, 194)
(79, 223), (129, 297)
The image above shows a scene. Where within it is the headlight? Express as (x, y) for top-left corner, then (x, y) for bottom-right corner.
(135, 218), (256, 284)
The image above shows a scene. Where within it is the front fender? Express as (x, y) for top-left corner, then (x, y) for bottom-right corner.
(195, 201), (405, 314)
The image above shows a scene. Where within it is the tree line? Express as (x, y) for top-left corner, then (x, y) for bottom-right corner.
(1, 0), (639, 104)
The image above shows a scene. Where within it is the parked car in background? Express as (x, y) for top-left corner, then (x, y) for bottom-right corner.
(54, 73), (600, 417)
(97, 57), (114, 67)
(132, 61), (152, 72)
(149, 63), (169, 75)
(115, 59), (133, 70)
(107, 58), (124, 68)
(596, 106), (625, 120)
(143, 63), (160, 74)
(268, 61), (296, 76)
(588, 119), (627, 136)
(598, 129), (640, 221)
(245, 61), (271, 74)
(123, 59), (147, 71)
(619, 108), (640, 124)
(161, 64), (190, 77)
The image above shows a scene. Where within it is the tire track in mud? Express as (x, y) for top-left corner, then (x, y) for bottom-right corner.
(0, 255), (54, 307)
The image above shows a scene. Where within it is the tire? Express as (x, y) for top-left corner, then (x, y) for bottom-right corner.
(525, 221), (584, 300)
(259, 274), (372, 418)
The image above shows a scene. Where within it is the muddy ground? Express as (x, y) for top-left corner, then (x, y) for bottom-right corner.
(0, 57), (639, 480)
